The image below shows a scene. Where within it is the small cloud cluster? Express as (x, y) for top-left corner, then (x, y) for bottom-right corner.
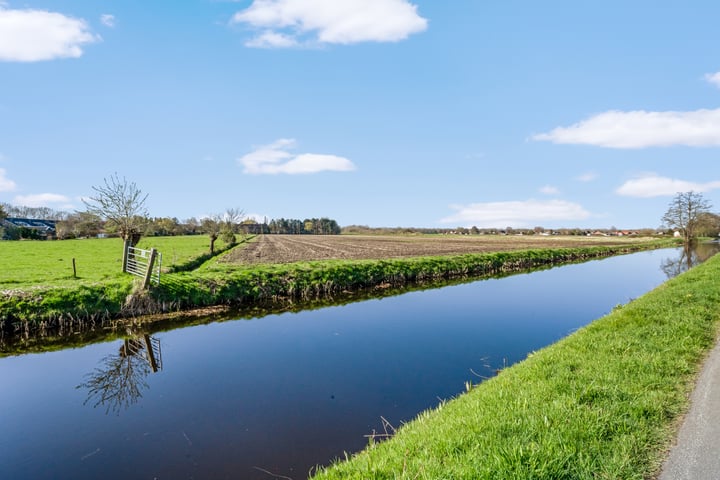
(0, 165), (74, 208)
(232, 0), (428, 48)
(238, 138), (356, 175)
(0, 5), (98, 62)
(532, 108), (720, 149)
(616, 174), (720, 198)
(576, 172), (598, 182)
(13, 193), (73, 209)
(539, 185), (560, 195)
(705, 71), (720, 89)
(100, 14), (115, 28)
(0, 167), (16, 192)
(441, 199), (590, 228)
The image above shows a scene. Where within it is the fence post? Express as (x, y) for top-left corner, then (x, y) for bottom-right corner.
(122, 239), (130, 273)
(143, 334), (160, 372)
(142, 248), (158, 290)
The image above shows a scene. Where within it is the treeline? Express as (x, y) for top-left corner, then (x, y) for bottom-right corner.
(53, 213), (341, 239)
(268, 217), (341, 235)
(57, 215), (233, 239)
(0, 203), (68, 220)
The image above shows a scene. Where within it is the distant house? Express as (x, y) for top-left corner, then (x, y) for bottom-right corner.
(2, 217), (57, 239)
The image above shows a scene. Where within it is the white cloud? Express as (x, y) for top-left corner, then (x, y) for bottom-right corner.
(705, 72), (720, 88)
(245, 30), (299, 48)
(0, 167), (16, 192)
(616, 174), (720, 198)
(232, 0), (428, 48)
(576, 171), (598, 182)
(440, 199), (591, 228)
(13, 193), (73, 208)
(539, 185), (560, 195)
(532, 108), (720, 148)
(0, 6), (99, 62)
(100, 14), (115, 28)
(238, 138), (356, 174)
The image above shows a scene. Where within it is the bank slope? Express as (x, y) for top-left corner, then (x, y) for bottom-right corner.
(313, 253), (720, 479)
(1, 242), (671, 329)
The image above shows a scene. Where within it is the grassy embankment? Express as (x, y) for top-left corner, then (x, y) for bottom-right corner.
(312, 251), (720, 479)
(156, 243), (665, 308)
(0, 235), (237, 325)
(1, 236), (675, 327)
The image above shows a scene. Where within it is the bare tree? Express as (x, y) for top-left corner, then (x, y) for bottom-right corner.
(201, 214), (222, 254)
(661, 191), (712, 246)
(83, 174), (149, 246)
(202, 208), (245, 253)
(221, 207), (245, 246)
(77, 340), (152, 415)
(223, 207), (245, 227)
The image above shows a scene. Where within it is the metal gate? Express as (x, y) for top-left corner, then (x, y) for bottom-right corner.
(124, 245), (162, 287)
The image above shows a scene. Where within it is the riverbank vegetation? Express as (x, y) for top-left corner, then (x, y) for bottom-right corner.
(1, 234), (675, 333)
(312, 247), (720, 479)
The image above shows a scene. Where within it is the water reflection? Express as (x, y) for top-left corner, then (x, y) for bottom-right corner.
(77, 332), (163, 415)
(660, 242), (720, 279)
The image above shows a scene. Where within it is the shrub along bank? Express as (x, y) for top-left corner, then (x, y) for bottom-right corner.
(312, 249), (720, 479)
(1, 241), (672, 330)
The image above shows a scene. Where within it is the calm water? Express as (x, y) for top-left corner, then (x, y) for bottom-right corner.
(0, 246), (715, 479)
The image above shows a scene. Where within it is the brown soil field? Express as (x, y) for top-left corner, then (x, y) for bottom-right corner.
(221, 234), (657, 265)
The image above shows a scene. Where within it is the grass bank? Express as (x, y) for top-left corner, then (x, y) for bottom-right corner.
(312, 249), (720, 479)
(154, 242), (669, 310)
(1, 241), (673, 330)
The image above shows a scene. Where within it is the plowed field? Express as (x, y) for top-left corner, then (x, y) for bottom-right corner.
(221, 234), (654, 265)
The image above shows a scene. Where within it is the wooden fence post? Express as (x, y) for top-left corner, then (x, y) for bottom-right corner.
(143, 334), (160, 372)
(122, 239), (130, 273)
(142, 248), (158, 289)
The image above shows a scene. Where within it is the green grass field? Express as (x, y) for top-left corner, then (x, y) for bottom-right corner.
(0, 235), (217, 289)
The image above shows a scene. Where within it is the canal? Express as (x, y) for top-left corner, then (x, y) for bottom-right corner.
(0, 245), (715, 479)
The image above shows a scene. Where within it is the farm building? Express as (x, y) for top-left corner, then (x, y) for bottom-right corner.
(2, 217), (57, 240)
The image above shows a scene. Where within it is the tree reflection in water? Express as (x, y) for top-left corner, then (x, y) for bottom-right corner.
(77, 333), (162, 415)
(661, 242), (720, 279)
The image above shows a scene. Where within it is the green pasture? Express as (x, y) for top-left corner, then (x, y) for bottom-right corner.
(0, 235), (217, 289)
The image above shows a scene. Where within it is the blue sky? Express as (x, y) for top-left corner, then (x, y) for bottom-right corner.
(1, 0), (719, 229)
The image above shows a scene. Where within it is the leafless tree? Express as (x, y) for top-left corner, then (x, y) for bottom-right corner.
(77, 338), (152, 415)
(83, 173), (149, 246)
(201, 214), (222, 254)
(221, 207), (245, 246)
(202, 208), (245, 253)
(661, 191), (712, 246)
